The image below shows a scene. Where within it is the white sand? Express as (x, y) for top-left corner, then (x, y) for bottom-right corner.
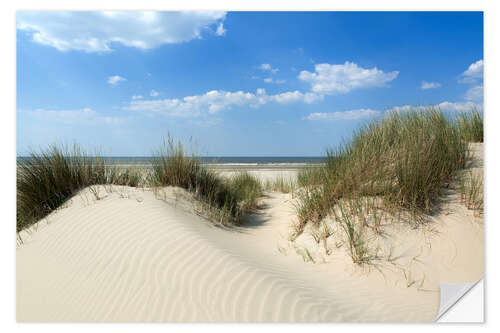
(16, 145), (483, 322)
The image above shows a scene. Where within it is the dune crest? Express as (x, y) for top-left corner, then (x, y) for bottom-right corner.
(17, 144), (483, 322)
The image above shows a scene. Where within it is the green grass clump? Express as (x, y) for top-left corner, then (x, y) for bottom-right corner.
(332, 199), (376, 264)
(297, 166), (327, 188)
(106, 166), (142, 187)
(150, 135), (257, 226)
(263, 175), (297, 193)
(228, 172), (263, 211)
(459, 171), (484, 216)
(293, 108), (470, 248)
(17, 145), (109, 232)
(457, 110), (483, 143)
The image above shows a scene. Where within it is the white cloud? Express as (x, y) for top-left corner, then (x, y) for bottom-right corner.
(263, 77), (286, 84)
(308, 101), (483, 122)
(271, 91), (323, 104)
(465, 85), (483, 102)
(259, 63), (279, 74)
(27, 107), (123, 124)
(132, 95), (143, 100)
(125, 90), (265, 117)
(436, 101), (483, 112)
(124, 88), (322, 117)
(421, 81), (441, 90)
(107, 75), (126, 85)
(388, 101), (483, 113)
(458, 60), (484, 100)
(306, 109), (380, 121)
(150, 89), (159, 97)
(460, 60), (483, 83)
(17, 11), (226, 52)
(215, 22), (226, 36)
(298, 62), (399, 95)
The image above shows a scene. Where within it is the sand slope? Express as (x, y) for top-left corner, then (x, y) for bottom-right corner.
(16, 145), (483, 322)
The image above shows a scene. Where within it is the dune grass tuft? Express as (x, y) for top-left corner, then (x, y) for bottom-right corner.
(228, 172), (263, 211)
(263, 175), (297, 193)
(150, 135), (264, 226)
(292, 108), (476, 263)
(16, 144), (141, 232)
(459, 171), (484, 216)
(457, 110), (483, 143)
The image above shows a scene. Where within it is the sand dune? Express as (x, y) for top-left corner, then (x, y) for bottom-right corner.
(16, 145), (483, 322)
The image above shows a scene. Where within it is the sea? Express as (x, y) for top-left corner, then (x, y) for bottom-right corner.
(17, 156), (325, 168)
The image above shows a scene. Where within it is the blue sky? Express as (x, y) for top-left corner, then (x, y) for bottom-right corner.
(16, 11), (483, 156)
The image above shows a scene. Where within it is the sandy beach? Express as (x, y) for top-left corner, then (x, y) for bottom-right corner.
(16, 144), (483, 322)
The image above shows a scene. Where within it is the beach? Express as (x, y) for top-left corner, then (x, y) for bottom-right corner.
(16, 144), (483, 322)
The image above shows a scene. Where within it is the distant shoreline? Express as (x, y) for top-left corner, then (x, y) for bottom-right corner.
(16, 156), (326, 171)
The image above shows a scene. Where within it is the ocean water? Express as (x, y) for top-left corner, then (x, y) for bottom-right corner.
(105, 156), (325, 166)
(17, 156), (325, 166)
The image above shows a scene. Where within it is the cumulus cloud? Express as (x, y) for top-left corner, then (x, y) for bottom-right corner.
(298, 62), (399, 95)
(460, 60), (483, 83)
(421, 81), (441, 90)
(150, 89), (159, 97)
(271, 91), (323, 104)
(259, 63), (279, 74)
(107, 75), (126, 85)
(435, 101), (483, 112)
(307, 101), (483, 122)
(215, 22), (226, 36)
(123, 88), (322, 117)
(388, 101), (482, 113)
(26, 108), (123, 124)
(465, 85), (483, 102)
(132, 95), (143, 100)
(263, 77), (286, 84)
(306, 109), (380, 121)
(17, 11), (227, 52)
(458, 60), (484, 101)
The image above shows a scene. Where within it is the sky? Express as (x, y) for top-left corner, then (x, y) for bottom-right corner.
(16, 11), (483, 156)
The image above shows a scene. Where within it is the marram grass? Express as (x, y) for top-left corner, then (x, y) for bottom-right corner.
(150, 135), (264, 226)
(16, 144), (140, 232)
(292, 108), (481, 264)
(17, 137), (266, 232)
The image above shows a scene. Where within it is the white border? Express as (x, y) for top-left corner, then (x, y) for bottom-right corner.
(3, 1), (498, 331)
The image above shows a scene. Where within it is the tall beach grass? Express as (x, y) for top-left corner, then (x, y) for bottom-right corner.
(457, 110), (483, 143)
(292, 108), (480, 263)
(16, 144), (140, 232)
(149, 135), (264, 226)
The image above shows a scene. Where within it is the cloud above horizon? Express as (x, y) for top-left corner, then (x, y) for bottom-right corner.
(107, 75), (126, 85)
(263, 77), (286, 84)
(259, 63), (279, 74)
(458, 60), (484, 102)
(460, 59), (483, 83)
(388, 101), (483, 113)
(123, 88), (323, 117)
(121, 61), (402, 118)
(22, 108), (123, 124)
(306, 109), (380, 121)
(421, 81), (441, 90)
(17, 11), (227, 52)
(298, 62), (399, 95)
(465, 85), (483, 102)
(306, 101), (483, 122)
